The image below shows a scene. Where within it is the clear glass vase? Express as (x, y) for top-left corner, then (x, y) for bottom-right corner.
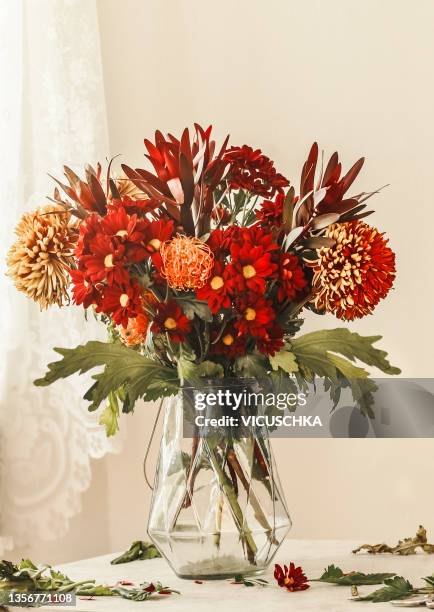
(147, 380), (292, 579)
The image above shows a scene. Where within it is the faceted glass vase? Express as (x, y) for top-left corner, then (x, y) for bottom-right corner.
(147, 383), (292, 579)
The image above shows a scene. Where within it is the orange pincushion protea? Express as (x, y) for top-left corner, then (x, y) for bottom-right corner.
(310, 220), (396, 321)
(160, 235), (214, 290)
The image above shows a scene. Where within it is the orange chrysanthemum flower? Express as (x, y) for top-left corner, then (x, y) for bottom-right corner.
(160, 234), (214, 291)
(310, 221), (396, 320)
(119, 313), (149, 346)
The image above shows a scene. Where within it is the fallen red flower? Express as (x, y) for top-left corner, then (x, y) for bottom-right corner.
(274, 562), (310, 592)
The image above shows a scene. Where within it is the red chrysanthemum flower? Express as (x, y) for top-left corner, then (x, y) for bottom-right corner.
(255, 192), (285, 227)
(151, 300), (192, 343)
(206, 227), (234, 258)
(210, 324), (247, 358)
(142, 218), (175, 270)
(107, 196), (161, 217)
(274, 563), (310, 592)
(235, 294), (276, 338)
(100, 206), (145, 241)
(196, 261), (232, 314)
(81, 233), (129, 286)
(277, 253), (308, 302)
(224, 145), (289, 198)
(256, 323), (285, 357)
(70, 269), (101, 308)
(230, 235), (278, 293)
(96, 282), (143, 327)
(309, 221), (396, 320)
(232, 225), (280, 253)
(75, 213), (101, 257)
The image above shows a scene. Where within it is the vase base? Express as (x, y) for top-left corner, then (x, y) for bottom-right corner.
(175, 569), (266, 581)
(172, 555), (267, 580)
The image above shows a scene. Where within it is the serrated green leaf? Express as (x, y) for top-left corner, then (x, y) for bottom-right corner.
(178, 357), (224, 385)
(269, 349), (299, 374)
(315, 564), (395, 586)
(177, 298), (213, 322)
(327, 353), (377, 417)
(292, 329), (400, 375)
(423, 574), (434, 588)
(34, 341), (179, 417)
(291, 329), (400, 416)
(356, 576), (414, 602)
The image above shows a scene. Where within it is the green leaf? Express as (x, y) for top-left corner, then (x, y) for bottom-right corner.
(177, 298), (213, 322)
(291, 329), (400, 416)
(423, 574), (434, 588)
(269, 349), (299, 374)
(177, 357), (224, 385)
(356, 576), (414, 602)
(315, 564), (395, 586)
(327, 353), (377, 417)
(111, 541), (161, 565)
(111, 581), (180, 601)
(99, 391), (120, 437)
(34, 341), (179, 415)
(291, 329), (400, 375)
(234, 354), (268, 378)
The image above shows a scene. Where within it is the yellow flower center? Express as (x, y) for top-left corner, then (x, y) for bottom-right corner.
(116, 229), (128, 238)
(244, 307), (256, 321)
(148, 238), (162, 252)
(242, 264), (256, 279)
(222, 334), (234, 346)
(104, 254), (114, 268)
(210, 275), (224, 290)
(119, 293), (129, 307)
(164, 317), (177, 330)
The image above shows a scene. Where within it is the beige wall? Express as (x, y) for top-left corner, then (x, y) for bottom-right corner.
(29, 0), (434, 562)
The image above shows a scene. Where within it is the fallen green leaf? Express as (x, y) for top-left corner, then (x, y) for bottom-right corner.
(111, 541), (161, 565)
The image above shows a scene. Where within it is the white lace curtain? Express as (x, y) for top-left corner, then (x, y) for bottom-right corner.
(0, 0), (116, 554)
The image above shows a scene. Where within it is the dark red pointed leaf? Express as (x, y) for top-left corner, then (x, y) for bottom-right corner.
(180, 127), (193, 165)
(179, 152), (195, 207)
(87, 172), (107, 215)
(340, 157), (365, 195)
(322, 152), (340, 186)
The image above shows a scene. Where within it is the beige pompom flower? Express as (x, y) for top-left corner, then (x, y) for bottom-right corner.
(7, 204), (77, 309)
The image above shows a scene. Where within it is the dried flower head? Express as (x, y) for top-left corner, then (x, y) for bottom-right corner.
(310, 221), (396, 320)
(160, 235), (214, 290)
(7, 204), (77, 309)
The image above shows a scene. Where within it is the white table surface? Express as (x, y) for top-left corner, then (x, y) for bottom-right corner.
(33, 539), (434, 612)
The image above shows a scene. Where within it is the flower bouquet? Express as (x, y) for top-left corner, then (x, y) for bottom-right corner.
(7, 124), (399, 578)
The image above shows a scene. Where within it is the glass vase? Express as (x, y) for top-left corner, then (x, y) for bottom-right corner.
(147, 380), (292, 579)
